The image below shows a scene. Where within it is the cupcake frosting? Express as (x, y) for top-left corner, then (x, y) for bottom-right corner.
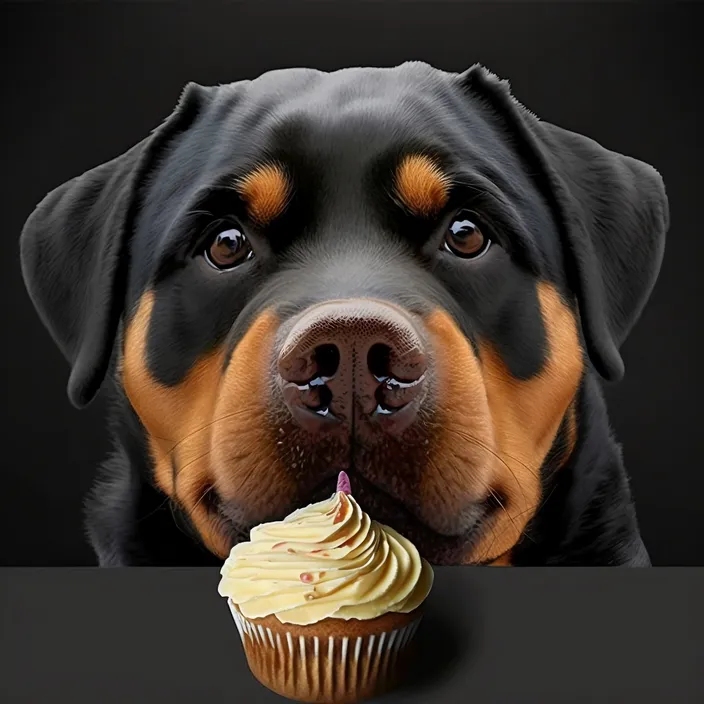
(218, 480), (434, 625)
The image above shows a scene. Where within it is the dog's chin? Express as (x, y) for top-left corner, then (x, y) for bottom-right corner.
(214, 470), (491, 565)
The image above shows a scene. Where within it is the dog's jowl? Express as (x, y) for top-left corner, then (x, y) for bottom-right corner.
(20, 62), (668, 567)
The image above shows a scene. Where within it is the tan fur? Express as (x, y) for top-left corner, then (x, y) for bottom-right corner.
(394, 154), (450, 217)
(121, 292), (292, 558)
(235, 163), (291, 225)
(424, 282), (583, 564)
(489, 553), (512, 566)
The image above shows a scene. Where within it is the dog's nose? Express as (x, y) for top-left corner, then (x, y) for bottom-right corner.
(278, 299), (427, 433)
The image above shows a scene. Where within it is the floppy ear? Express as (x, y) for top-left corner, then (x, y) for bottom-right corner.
(20, 82), (211, 408)
(460, 65), (669, 381)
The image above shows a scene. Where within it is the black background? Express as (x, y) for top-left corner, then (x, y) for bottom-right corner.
(1, 1), (702, 566)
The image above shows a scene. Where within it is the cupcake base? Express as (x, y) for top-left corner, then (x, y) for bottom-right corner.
(228, 601), (422, 703)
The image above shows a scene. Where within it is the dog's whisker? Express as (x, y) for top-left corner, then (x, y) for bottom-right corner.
(135, 495), (172, 524)
(420, 422), (547, 561)
(488, 486), (527, 544)
(220, 445), (281, 505)
(168, 497), (195, 541)
(167, 494), (219, 557)
(438, 423), (540, 481)
(478, 510), (527, 564)
(191, 483), (217, 513)
(476, 492), (515, 565)
(478, 517), (501, 564)
(477, 480), (563, 563)
(438, 424), (533, 510)
(173, 446), (214, 479)
(162, 406), (264, 459)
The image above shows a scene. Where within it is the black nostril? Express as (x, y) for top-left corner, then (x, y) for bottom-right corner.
(301, 383), (333, 413)
(317, 385), (333, 410)
(279, 299), (427, 432)
(314, 344), (340, 379)
(368, 343), (391, 379)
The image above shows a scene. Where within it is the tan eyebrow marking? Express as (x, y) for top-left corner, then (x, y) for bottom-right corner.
(234, 162), (291, 226)
(394, 154), (451, 217)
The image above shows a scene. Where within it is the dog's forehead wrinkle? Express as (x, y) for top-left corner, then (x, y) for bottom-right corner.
(256, 107), (445, 176)
(200, 67), (465, 170)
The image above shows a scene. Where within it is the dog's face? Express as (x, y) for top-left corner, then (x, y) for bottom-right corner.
(20, 63), (668, 565)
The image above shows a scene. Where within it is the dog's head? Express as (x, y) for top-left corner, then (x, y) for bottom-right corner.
(20, 63), (668, 564)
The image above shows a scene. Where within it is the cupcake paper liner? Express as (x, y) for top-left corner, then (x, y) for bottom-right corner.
(228, 600), (422, 703)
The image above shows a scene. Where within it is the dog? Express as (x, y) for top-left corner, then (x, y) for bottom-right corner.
(19, 62), (668, 567)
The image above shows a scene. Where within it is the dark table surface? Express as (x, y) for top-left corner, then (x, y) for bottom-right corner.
(1, 568), (703, 703)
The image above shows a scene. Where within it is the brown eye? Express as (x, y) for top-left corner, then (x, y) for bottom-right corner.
(443, 211), (491, 259)
(204, 223), (253, 270)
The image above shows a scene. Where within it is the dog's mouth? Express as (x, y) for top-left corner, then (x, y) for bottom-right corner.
(213, 468), (496, 565)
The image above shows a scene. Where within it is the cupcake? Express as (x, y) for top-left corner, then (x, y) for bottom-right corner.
(218, 471), (434, 703)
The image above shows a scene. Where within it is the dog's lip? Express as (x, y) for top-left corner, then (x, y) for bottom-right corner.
(342, 470), (489, 536)
(298, 469), (489, 540)
(212, 469), (489, 549)
(212, 472), (339, 534)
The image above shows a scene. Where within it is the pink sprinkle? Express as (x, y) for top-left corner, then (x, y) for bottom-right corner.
(300, 572), (314, 583)
(337, 471), (352, 495)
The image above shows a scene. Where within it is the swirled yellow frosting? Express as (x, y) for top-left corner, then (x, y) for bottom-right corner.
(218, 490), (434, 625)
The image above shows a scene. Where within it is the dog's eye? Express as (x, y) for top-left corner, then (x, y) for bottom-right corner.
(203, 223), (253, 270)
(443, 210), (491, 259)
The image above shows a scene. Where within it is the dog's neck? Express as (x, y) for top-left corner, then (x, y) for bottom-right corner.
(510, 372), (650, 566)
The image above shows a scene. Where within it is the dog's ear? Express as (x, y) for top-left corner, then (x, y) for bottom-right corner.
(460, 65), (669, 381)
(20, 82), (211, 408)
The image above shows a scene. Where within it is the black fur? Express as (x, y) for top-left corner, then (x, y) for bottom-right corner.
(20, 62), (667, 566)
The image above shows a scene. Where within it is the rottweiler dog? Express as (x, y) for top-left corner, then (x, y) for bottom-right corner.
(20, 63), (668, 567)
